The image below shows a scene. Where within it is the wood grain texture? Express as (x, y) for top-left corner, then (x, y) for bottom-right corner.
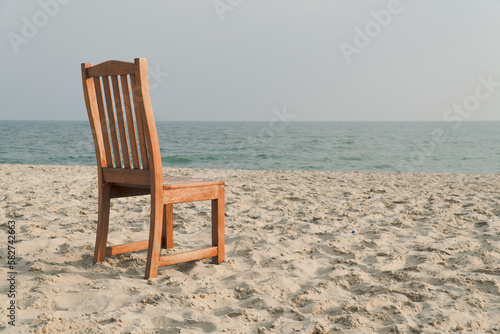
(102, 76), (122, 168)
(81, 63), (108, 170)
(134, 58), (165, 279)
(93, 183), (111, 264)
(120, 75), (140, 169)
(83, 58), (226, 279)
(163, 185), (220, 204)
(212, 186), (225, 264)
(135, 58), (161, 180)
(162, 204), (174, 249)
(105, 240), (149, 256)
(163, 176), (224, 189)
(102, 167), (150, 185)
(111, 75), (131, 168)
(130, 74), (149, 170)
(159, 247), (218, 267)
(87, 60), (135, 77)
(93, 76), (113, 167)
(145, 193), (163, 279)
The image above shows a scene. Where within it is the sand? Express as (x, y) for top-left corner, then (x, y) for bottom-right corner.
(1, 164), (499, 333)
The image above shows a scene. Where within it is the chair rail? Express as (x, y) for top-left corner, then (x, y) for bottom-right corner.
(86, 60), (136, 77)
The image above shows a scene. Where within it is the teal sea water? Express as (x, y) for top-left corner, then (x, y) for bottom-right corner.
(1, 121), (499, 174)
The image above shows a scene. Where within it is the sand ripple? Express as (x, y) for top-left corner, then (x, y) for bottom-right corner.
(0, 165), (499, 333)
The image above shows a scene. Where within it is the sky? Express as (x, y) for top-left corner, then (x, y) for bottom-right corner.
(1, 0), (500, 122)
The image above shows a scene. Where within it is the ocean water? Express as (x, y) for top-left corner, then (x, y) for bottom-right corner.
(1, 121), (499, 174)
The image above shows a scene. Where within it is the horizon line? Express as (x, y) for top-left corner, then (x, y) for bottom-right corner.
(2, 119), (500, 123)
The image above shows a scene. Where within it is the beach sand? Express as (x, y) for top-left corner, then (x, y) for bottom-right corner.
(1, 164), (499, 333)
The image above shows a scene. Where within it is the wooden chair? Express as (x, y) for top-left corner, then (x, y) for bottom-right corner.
(81, 58), (225, 279)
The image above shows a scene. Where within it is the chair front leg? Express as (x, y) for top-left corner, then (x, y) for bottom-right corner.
(93, 183), (111, 264)
(211, 186), (225, 264)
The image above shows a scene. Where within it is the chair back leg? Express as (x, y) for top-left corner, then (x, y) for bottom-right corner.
(161, 204), (174, 249)
(145, 197), (163, 279)
(93, 183), (111, 264)
(211, 186), (225, 264)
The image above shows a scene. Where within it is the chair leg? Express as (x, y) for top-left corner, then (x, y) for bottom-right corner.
(161, 204), (174, 249)
(145, 196), (163, 279)
(212, 186), (225, 264)
(93, 184), (111, 264)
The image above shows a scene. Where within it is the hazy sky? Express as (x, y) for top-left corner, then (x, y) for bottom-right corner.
(1, 0), (500, 121)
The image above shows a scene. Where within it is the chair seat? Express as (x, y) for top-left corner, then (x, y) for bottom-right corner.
(163, 175), (224, 190)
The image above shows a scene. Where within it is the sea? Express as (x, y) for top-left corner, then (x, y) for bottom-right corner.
(1, 121), (499, 174)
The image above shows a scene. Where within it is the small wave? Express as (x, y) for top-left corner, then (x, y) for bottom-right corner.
(339, 156), (362, 161)
(2, 121), (499, 173)
(372, 164), (393, 170)
(200, 156), (219, 161)
(165, 156), (192, 164)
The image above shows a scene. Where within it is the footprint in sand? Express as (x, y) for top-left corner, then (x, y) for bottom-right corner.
(54, 295), (111, 315)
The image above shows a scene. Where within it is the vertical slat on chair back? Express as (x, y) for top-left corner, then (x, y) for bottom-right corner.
(129, 73), (150, 170)
(82, 60), (153, 171)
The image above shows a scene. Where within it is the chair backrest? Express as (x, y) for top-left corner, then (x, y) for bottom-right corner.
(81, 58), (162, 188)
